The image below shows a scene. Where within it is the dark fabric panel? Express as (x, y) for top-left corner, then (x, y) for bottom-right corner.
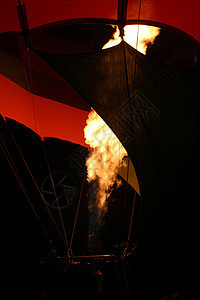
(0, 48), (30, 91)
(0, 36), (30, 91)
(0, 35), (90, 111)
(35, 42), (200, 205)
(28, 50), (90, 111)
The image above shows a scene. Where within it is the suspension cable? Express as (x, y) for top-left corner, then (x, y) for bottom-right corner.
(1, 118), (68, 248)
(127, 190), (137, 241)
(0, 133), (50, 242)
(69, 172), (86, 250)
(120, 0), (142, 245)
(42, 140), (70, 249)
(26, 43), (69, 249)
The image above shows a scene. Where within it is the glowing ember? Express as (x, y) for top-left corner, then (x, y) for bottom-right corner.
(84, 109), (127, 210)
(103, 25), (160, 54)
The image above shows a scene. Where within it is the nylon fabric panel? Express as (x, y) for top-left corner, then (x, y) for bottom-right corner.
(0, 74), (35, 132)
(0, 47), (30, 91)
(0, 35), (90, 111)
(35, 42), (200, 202)
(28, 50), (90, 111)
(0, 74), (89, 147)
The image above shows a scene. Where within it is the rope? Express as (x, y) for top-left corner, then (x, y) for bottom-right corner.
(27, 48), (38, 136)
(115, 263), (125, 300)
(127, 190), (137, 241)
(1, 118), (68, 247)
(120, 0), (142, 246)
(119, 41), (132, 233)
(120, 0), (142, 182)
(0, 133), (50, 242)
(26, 46), (69, 249)
(121, 263), (131, 300)
(42, 140), (70, 249)
(69, 172), (86, 250)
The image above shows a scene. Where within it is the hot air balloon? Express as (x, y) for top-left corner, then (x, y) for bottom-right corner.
(1, 1), (200, 299)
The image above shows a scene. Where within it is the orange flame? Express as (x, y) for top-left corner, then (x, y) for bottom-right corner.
(84, 109), (127, 210)
(103, 25), (160, 54)
(84, 25), (159, 214)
